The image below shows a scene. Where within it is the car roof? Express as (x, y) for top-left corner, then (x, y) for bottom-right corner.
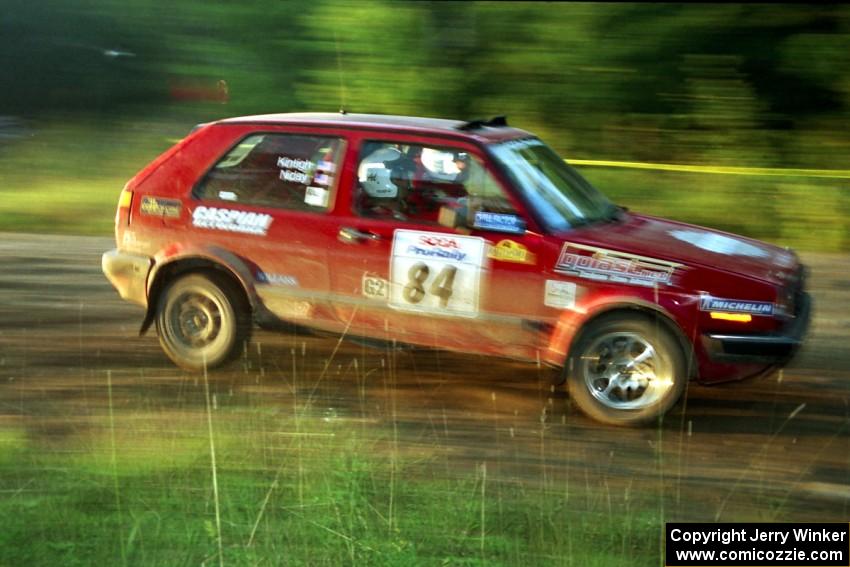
(216, 112), (533, 143)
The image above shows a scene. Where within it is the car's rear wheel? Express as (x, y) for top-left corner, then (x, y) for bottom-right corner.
(567, 313), (686, 426)
(155, 272), (251, 371)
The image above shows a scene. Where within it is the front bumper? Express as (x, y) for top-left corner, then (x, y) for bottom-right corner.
(102, 249), (153, 307)
(701, 291), (812, 364)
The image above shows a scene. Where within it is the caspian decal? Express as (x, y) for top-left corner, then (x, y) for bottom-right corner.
(699, 296), (774, 315)
(487, 240), (535, 264)
(555, 243), (679, 287)
(192, 206), (272, 236)
(669, 229), (769, 258)
(140, 196), (182, 218)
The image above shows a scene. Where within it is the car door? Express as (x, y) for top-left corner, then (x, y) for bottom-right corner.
(327, 134), (549, 359)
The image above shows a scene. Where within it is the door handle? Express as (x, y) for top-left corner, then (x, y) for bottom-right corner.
(338, 227), (382, 244)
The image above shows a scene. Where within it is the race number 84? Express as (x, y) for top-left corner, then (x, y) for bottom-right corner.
(403, 262), (457, 307)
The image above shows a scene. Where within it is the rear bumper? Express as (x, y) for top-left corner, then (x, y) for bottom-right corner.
(701, 291), (812, 364)
(102, 249), (153, 307)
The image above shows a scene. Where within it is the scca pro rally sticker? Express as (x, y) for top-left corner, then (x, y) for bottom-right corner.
(700, 296), (774, 315)
(192, 206), (272, 236)
(389, 230), (485, 317)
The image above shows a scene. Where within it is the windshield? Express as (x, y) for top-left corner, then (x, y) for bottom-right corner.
(489, 138), (616, 231)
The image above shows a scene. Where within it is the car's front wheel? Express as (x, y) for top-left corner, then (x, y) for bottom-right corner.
(155, 272), (251, 371)
(567, 313), (687, 426)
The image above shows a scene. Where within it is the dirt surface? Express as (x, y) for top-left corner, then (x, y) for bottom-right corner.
(1, 232), (849, 523)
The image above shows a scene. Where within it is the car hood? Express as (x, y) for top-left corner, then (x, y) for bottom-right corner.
(556, 213), (798, 285)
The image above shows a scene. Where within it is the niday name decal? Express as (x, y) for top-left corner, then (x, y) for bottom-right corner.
(700, 296), (774, 315)
(192, 206), (272, 236)
(555, 243), (679, 287)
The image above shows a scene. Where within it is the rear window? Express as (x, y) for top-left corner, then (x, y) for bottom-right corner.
(194, 133), (345, 212)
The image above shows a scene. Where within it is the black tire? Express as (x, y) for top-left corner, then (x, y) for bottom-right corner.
(567, 313), (686, 426)
(155, 272), (251, 371)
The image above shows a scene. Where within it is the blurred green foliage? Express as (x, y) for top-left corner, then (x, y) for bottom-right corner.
(1, 2), (848, 249)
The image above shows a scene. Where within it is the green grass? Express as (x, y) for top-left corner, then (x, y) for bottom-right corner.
(3, 117), (847, 251)
(0, 407), (659, 567)
(0, 117), (189, 235)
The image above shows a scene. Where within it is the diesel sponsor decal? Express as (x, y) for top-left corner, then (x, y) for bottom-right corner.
(555, 243), (678, 287)
(700, 296), (774, 315)
(487, 240), (535, 264)
(140, 196), (182, 218)
(192, 206), (272, 236)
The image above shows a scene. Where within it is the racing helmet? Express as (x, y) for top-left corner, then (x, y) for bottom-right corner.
(359, 146), (411, 200)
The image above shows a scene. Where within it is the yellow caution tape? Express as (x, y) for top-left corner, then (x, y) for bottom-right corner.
(567, 158), (850, 180)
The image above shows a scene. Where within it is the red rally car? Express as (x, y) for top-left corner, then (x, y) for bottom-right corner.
(102, 113), (811, 425)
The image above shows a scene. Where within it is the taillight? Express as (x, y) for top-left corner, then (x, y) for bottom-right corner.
(115, 186), (133, 226)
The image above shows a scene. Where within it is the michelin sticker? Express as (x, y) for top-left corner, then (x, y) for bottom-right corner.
(555, 243), (679, 287)
(544, 280), (577, 309)
(390, 230), (486, 317)
(473, 211), (525, 234)
(192, 206), (272, 236)
(699, 296), (774, 316)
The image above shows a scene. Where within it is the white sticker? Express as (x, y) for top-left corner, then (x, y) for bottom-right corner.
(544, 280), (577, 309)
(362, 274), (389, 300)
(389, 230), (485, 317)
(304, 186), (329, 208)
(218, 191), (237, 201)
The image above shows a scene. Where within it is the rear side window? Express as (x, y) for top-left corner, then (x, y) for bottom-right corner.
(194, 133), (344, 212)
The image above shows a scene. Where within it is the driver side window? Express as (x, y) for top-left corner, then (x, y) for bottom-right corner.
(353, 141), (516, 226)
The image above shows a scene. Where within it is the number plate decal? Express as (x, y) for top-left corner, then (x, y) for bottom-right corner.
(389, 230), (486, 317)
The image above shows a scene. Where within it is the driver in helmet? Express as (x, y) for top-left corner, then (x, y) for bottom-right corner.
(357, 145), (415, 219)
